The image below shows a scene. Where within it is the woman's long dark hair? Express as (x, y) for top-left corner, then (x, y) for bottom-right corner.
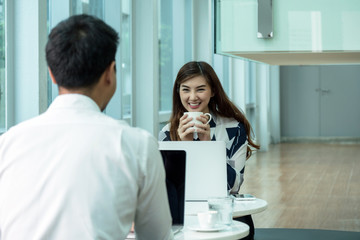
(169, 61), (260, 159)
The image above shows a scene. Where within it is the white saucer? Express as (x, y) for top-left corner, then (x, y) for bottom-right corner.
(187, 224), (228, 232)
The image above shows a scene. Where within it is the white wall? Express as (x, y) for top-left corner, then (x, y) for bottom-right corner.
(256, 63), (270, 151)
(192, 0), (212, 63)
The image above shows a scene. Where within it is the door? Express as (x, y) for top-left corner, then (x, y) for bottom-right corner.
(280, 66), (320, 137)
(280, 65), (360, 138)
(320, 65), (360, 137)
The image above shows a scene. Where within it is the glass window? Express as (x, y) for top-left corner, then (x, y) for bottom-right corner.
(70, 0), (104, 17)
(0, 0), (5, 131)
(158, 0), (192, 129)
(246, 62), (257, 134)
(213, 55), (230, 95)
(246, 62), (256, 106)
(159, 0), (173, 113)
(120, 0), (132, 119)
(47, 0), (132, 122)
(47, 0), (105, 106)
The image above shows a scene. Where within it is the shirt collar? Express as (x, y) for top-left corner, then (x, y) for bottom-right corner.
(48, 94), (101, 112)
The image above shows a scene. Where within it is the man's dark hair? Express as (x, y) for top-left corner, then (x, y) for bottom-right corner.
(46, 14), (119, 89)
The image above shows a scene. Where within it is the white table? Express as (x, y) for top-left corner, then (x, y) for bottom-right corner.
(232, 198), (268, 218)
(126, 198), (267, 239)
(126, 220), (248, 240)
(175, 219), (249, 240)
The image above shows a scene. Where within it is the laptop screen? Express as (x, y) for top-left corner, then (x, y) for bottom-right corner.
(159, 141), (227, 202)
(160, 150), (186, 225)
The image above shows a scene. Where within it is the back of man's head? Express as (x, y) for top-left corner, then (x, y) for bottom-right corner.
(46, 14), (119, 89)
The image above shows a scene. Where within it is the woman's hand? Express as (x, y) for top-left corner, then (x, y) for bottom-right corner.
(196, 114), (211, 141)
(177, 114), (196, 141)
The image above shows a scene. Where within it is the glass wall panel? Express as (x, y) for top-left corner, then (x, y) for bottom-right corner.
(215, 0), (360, 65)
(0, 0), (5, 131)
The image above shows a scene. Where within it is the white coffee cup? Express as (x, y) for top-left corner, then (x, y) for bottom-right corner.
(183, 112), (212, 132)
(197, 210), (219, 229)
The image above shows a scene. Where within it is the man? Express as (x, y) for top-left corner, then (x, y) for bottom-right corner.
(0, 14), (173, 240)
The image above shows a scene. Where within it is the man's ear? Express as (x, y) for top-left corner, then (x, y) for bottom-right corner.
(105, 61), (116, 85)
(48, 67), (57, 84)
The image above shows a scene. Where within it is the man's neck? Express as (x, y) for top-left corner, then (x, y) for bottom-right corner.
(58, 87), (91, 96)
(57, 86), (105, 112)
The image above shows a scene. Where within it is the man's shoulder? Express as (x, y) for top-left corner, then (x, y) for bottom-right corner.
(120, 124), (154, 144)
(96, 115), (155, 145)
(1, 115), (43, 136)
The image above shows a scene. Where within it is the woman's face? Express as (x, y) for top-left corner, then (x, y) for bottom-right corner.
(179, 75), (213, 113)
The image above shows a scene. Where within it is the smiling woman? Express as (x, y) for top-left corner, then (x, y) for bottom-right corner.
(159, 61), (260, 240)
(159, 60), (260, 189)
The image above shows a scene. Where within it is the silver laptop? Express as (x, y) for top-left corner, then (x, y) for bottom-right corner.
(159, 141), (228, 220)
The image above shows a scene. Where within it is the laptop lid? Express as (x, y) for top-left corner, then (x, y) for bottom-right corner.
(160, 150), (186, 227)
(158, 141), (228, 202)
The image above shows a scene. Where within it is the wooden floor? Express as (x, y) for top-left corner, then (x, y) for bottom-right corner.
(240, 142), (360, 232)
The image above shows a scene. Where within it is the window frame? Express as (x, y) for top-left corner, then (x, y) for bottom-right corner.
(1, 0), (14, 133)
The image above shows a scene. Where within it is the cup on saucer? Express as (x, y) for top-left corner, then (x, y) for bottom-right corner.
(197, 210), (219, 229)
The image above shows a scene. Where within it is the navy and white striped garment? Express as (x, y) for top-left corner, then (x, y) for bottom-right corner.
(158, 114), (248, 194)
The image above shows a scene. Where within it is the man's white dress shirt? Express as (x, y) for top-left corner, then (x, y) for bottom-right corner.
(0, 94), (173, 240)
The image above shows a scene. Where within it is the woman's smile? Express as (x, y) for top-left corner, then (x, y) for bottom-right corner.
(189, 102), (201, 109)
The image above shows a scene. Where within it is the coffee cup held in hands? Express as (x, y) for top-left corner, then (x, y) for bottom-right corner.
(184, 112), (212, 132)
(197, 211), (219, 229)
